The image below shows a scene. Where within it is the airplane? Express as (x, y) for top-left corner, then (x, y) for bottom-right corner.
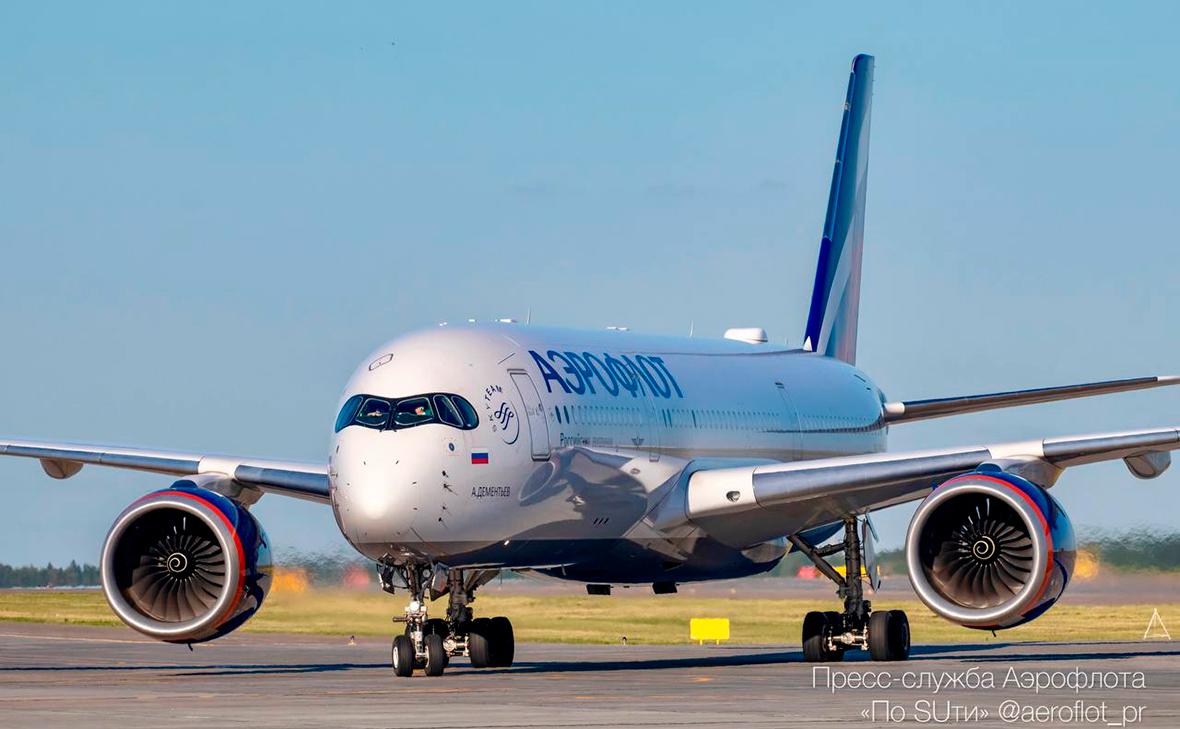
(3, 53), (1179, 677)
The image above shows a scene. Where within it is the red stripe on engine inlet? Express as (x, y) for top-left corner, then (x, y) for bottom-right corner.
(156, 490), (248, 627)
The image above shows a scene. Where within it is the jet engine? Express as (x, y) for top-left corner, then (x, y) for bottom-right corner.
(100, 483), (272, 643)
(905, 468), (1076, 630)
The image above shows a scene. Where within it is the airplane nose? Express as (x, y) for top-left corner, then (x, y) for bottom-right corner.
(331, 429), (422, 545)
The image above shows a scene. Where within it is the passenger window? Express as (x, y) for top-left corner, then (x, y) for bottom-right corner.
(394, 397), (435, 427)
(435, 395), (463, 427)
(355, 397), (392, 428)
(335, 395), (363, 433)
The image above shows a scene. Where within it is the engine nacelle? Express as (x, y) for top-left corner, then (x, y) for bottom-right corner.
(101, 483), (272, 643)
(905, 467), (1076, 630)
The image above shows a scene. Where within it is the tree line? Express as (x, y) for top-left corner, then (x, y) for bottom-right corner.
(5, 529), (1180, 587)
(0, 561), (101, 588)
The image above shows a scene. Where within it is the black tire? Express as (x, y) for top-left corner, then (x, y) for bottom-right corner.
(391, 634), (415, 677)
(823, 611), (844, 635)
(888, 610), (911, 661)
(468, 617), (492, 668)
(802, 611), (844, 662)
(489, 616), (514, 667)
(868, 611), (890, 661)
(424, 633), (447, 676)
(869, 610), (910, 661)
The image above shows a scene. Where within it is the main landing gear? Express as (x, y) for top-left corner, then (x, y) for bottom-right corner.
(382, 564), (514, 677)
(789, 517), (911, 662)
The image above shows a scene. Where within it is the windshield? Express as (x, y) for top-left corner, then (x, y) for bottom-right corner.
(335, 393), (479, 433)
(355, 397), (392, 428)
(393, 397), (434, 427)
(335, 395), (363, 432)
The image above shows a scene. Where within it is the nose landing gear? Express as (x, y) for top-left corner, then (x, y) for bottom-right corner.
(381, 563), (515, 677)
(790, 518), (911, 662)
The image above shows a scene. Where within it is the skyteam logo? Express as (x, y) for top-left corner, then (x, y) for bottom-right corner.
(528, 350), (684, 400)
(482, 384), (519, 445)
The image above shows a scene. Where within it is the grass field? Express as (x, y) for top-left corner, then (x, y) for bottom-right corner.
(1, 588), (1176, 645)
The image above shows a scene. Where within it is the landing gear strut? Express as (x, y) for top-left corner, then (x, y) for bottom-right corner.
(789, 517), (910, 662)
(380, 563), (515, 677)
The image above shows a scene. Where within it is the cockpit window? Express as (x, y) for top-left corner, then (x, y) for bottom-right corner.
(354, 397), (392, 428)
(334, 395), (363, 433)
(393, 397), (434, 427)
(434, 394), (463, 427)
(453, 396), (479, 428)
(336, 392), (479, 432)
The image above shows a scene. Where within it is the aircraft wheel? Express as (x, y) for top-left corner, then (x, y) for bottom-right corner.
(391, 634), (415, 677)
(802, 611), (845, 662)
(887, 610), (911, 660)
(468, 617), (493, 668)
(868, 609), (910, 661)
(489, 616), (515, 667)
(822, 611), (843, 633)
(424, 633), (448, 676)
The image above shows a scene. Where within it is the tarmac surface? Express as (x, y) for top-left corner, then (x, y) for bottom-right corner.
(482, 572), (1180, 605)
(2, 622), (1179, 728)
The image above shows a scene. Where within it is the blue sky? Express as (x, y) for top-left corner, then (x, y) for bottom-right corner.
(1, 2), (1178, 564)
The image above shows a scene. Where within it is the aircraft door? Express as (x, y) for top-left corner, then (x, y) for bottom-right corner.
(510, 371), (551, 460)
(774, 381), (803, 459)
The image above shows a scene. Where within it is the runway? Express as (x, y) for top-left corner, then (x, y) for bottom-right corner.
(2, 623), (1178, 728)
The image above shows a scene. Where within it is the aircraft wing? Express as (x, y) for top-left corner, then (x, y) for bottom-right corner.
(882, 375), (1178, 424)
(0, 438), (330, 504)
(680, 427), (1179, 547)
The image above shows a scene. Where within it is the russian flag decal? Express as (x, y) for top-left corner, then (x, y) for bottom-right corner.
(471, 450), (489, 465)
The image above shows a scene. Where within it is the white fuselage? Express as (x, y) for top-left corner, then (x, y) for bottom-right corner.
(328, 323), (888, 583)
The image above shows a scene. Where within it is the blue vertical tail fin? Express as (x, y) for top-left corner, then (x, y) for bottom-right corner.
(802, 54), (874, 364)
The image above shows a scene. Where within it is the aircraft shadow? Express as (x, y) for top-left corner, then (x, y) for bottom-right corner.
(0, 662), (388, 676)
(464, 644), (1003, 675)
(0, 648), (990, 677)
(4, 643), (1174, 677)
(473, 641), (1180, 675)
